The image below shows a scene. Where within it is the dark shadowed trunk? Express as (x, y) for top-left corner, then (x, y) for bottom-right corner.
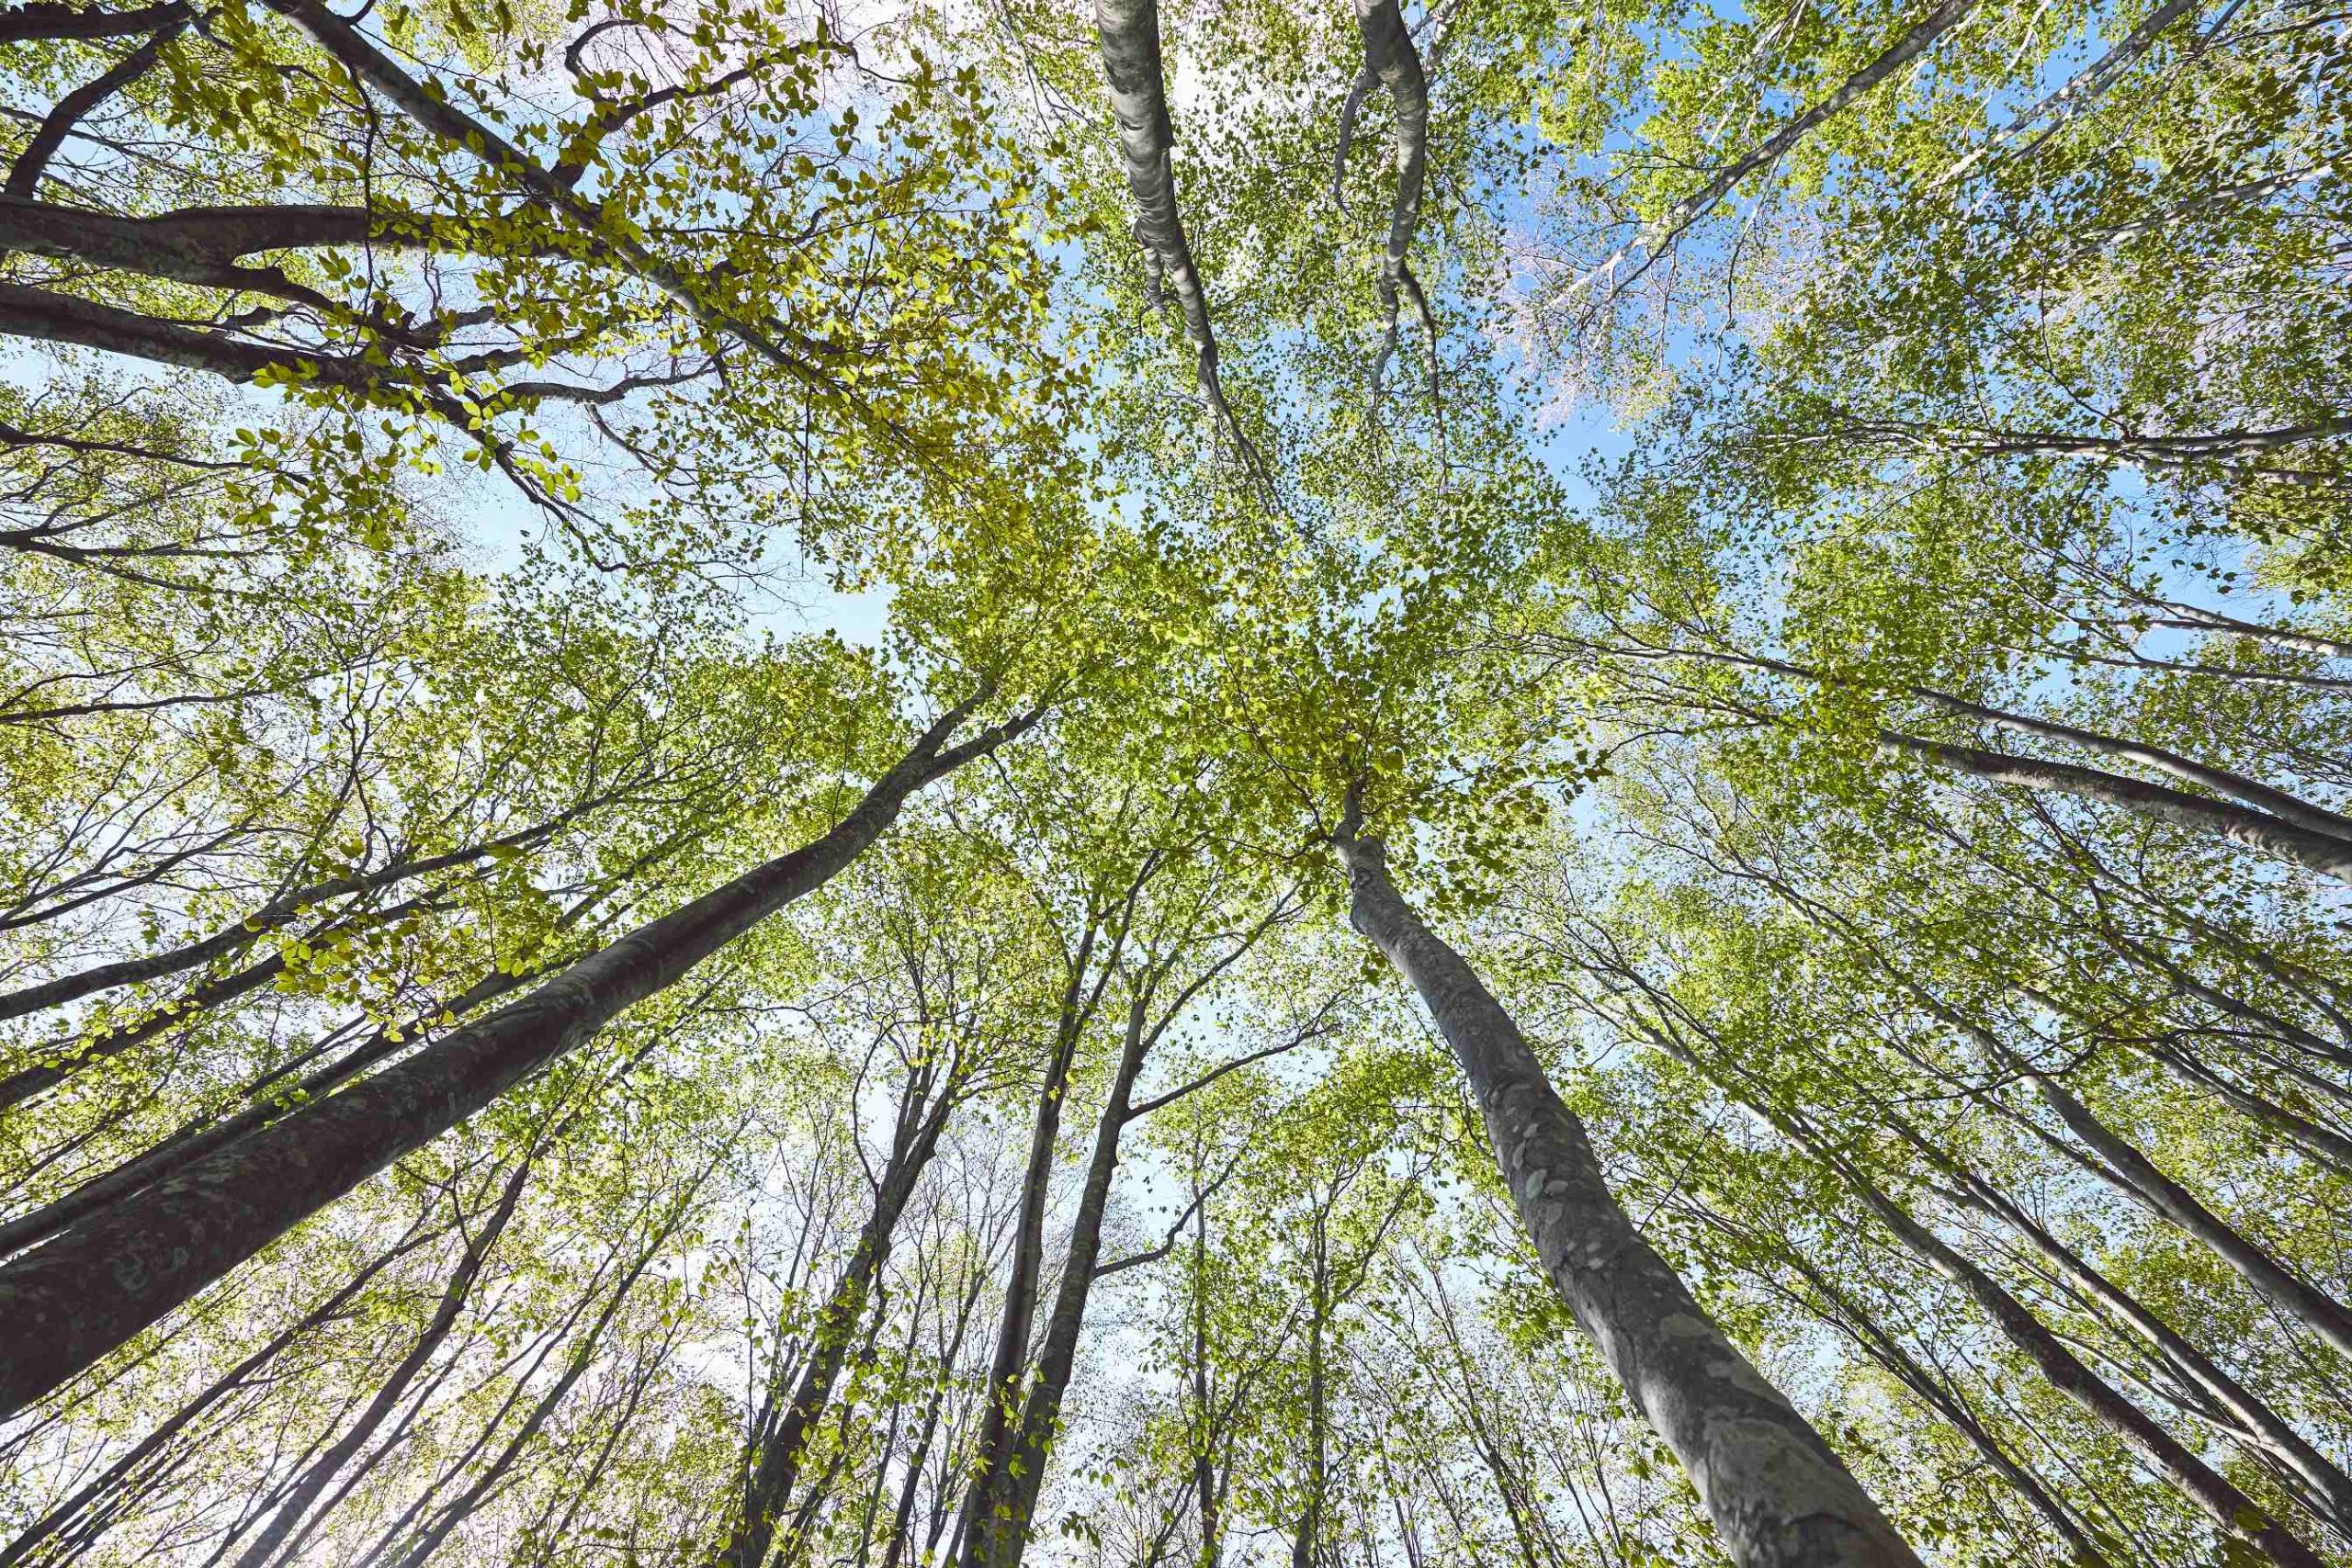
(961, 993), (1153, 1568)
(720, 1053), (968, 1568)
(0, 697), (1031, 1416)
(0, 968), (528, 1259)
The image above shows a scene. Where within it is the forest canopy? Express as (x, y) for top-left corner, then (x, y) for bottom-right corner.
(0, 0), (2347, 1563)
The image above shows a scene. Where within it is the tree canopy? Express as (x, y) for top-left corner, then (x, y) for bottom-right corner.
(2, 0), (2348, 1563)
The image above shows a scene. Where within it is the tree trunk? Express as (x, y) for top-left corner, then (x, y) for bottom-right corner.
(1883, 729), (2352, 881)
(1331, 825), (1922, 1568)
(0, 698), (1024, 1416)
(962, 993), (1152, 1568)
(1291, 1216), (1328, 1568)
(1831, 1156), (2325, 1568)
(2022, 1068), (2352, 1362)
(720, 1059), (963, 1568)
(0, 968), (526, 1259)
(1908, 689), (2352, 846)
(955, 923), (1103, 1559)
(1090, 0), (1250, 457)
(1191, 1201), (1222, 1568)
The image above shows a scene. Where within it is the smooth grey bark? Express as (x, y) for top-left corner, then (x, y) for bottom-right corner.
(1290, 1217), (1328, 1568)
(1830, 414), (2352, 477)
(1091, 0), (1252, 465)
(2146, 611), (2352, 662)
(1904, 988), (2352, 1365)
(1330, 824), (1922, 1568)
(719, 1055), (966, 1568)
(0, 280), (478, 388)
(0, 697), (1030, 1416)
(1903, 689), (2352, 845)
(1883, 729), (2352, 881)
(1189, 1201), (1222, 1568)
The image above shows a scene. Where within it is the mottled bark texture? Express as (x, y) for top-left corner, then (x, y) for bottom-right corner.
(1340, 0), (1429, 398)
(0, 698), (1028, 1416)
(1331, 826), (1921, 1568)
(1091, 0), (1252, 466)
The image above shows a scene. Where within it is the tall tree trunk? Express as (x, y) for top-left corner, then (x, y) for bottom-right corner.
(885, 1250), (988, 1568)
(0, 969), (526, 1258)
(1906, 688), (2352, 845)
(1290, 1217), (1328, 1568)
(0, 697), (1027, 1416)
(955, 921), (1108, 1560)
(1330, 823), (1922, 1568)
(1883, 729), (2352, 881)
(2018, 1064), (2352, 1362)
(961, 994), (1153, 1568)
(1824, 1152), (2326, 1568)
(720, 1059), (964, 1568)
(1090, 0), (1251, 461)
(1191, 1201), (1222, 1568)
